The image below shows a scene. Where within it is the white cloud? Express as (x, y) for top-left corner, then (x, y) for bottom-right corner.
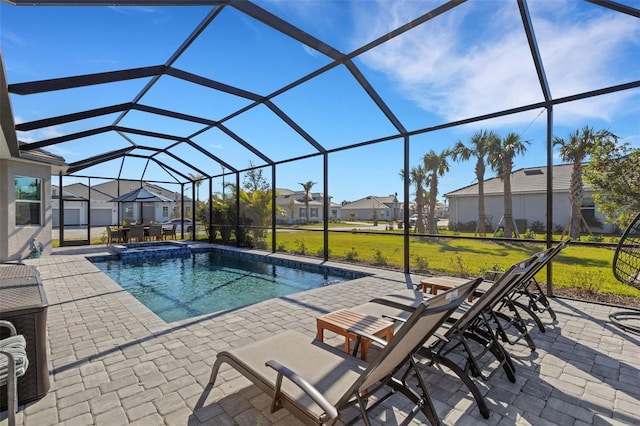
(42, 145), (78, 158)
(16, 126), (64, 143)
(353, 1), (640, 128)
(209, 143), (223, 150)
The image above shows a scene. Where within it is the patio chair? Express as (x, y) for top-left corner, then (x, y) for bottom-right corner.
(209, 279), (478, 425)
(354, 256), (547, 418)
(484, 239), (569, 330)
(105, 226), (123, 246)
(147, 224), (163, 241)
(128, 225), (145, 243)
(1, 320), (29, 426)
(163, 223), (177, 240)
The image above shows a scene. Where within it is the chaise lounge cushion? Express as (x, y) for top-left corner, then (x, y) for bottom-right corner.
(215, 329), (367, 419)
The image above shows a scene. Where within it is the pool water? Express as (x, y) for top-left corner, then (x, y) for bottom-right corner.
(93, 251), (349, 322)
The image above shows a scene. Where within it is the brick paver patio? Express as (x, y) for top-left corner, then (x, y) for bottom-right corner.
(2, 244), (640, 425)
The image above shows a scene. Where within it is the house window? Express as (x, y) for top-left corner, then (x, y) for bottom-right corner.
(299, 208), (306, 218)
(310, 208), (319, 218)
(162, 206), (169, 217)
(124, 205), (134, 220)
(185, 206), (192, 218)
(15, 176), (42, 225)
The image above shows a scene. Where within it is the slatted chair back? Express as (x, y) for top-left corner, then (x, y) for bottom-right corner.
(129, 225), (145, 242)
(148, 225), (163, 241)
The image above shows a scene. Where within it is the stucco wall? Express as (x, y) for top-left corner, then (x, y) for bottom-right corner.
(0, 159), (52, 261)
(448, 191), (612, 233)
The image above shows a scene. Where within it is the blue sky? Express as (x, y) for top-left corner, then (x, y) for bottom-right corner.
(1, 1), (639, 204)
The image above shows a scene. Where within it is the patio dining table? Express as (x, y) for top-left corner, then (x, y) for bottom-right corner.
(116, 225), (172, 243)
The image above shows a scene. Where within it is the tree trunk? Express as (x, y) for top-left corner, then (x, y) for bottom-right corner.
(478, 178), (487, 237)
(305, 201), (310, 224)
(416, 185), (425, 233)
(569, 163), (584, 239)
(503, 164), (514, 238)
(428, 175), (438, 234)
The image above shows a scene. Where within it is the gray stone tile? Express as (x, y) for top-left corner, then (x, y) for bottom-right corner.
(16, 249), (640, 426)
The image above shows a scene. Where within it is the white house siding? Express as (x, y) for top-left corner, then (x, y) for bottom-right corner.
(449, 190), (612, 233)
(1, 159), (52, 261)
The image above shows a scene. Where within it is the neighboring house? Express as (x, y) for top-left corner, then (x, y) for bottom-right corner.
(52, 180), (190, 226)
(341, 195), (402, 222)
(51, 185), (88, 227)
(275, 188), (331, 223)
(445, 164), (612, 234)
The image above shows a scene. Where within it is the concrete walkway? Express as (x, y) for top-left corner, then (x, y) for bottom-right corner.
(2, 245), (640, 425)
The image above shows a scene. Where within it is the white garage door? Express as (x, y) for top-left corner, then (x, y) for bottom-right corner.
(90, 209), (112, 226)
(52, 208), (81, 226)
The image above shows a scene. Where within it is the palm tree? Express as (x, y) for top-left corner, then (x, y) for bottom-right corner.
(452, 130), (498, 236)
(298, 181), (316, 224)
(400, 166), (427, 233)
(488, 132), (529, 238)
(554, 125), (618, 239)
(423, 149), (451, 234)
(188, 173), (205, 204)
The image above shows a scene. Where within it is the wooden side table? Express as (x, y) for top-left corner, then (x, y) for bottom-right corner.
(316, 309), (395, 361)
(420, 276), (490, 302)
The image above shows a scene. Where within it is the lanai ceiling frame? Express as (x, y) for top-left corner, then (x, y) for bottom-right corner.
(2, 0), (639, 275)
(6, 0), (468, 179)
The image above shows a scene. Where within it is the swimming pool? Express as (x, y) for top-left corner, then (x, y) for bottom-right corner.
(93, 250), (355, 322)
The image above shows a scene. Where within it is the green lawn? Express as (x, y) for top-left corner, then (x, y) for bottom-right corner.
(267, 230), (640, 298)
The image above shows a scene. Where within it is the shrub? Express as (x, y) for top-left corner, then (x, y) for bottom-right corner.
(451, 221), (477, 233)
(479, 262), (504, 277)
(552, 223), (564, 234)
(412, 254), (429, 272)
(530, 220), (546, 233)
(568, 270), (603, 295)
(449, 254), (471, 277)
(523, 228), (537, 239)
(345, 247), (358, 261)
(276, 242), (286, 252)
(294, 238), (307, 255)
(315, 247), (331, 257)
(586, 234), (604, 243)
(372, 249), (388, 266)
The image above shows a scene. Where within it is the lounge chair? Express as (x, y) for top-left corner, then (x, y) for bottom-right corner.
(209, 279), (479, 425)
(1, 320), (29, 426)
(354, 250), (555, 418)
(488, 239), (569, 330)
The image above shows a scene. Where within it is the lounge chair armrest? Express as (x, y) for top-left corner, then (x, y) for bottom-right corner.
(368, 298), (417, 312)
(345, 327), (388, 348)
(0, 320), (17, 336)
(265, 360), (339, 421)
(381, 314), (407, 324)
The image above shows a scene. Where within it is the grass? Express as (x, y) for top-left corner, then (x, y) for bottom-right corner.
(267, 229), (640, 298)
